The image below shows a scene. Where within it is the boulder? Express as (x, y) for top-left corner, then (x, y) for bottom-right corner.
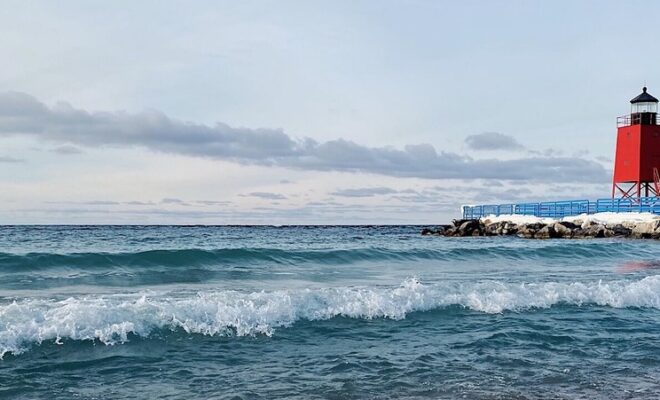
(483, 221), (509, 236)
(603, 227), (616, 238)
(483, 222), (500, 236)
(502, 222), (519, 236)
(458, 220), (482, 236)
(608, 224), (632, 237)
(517, 223), (546, 239)
(571, 228), (586, 238)
(535, 225), (557, 239)
(558, 221), (579, 230)
(479, 220), (523, 236)
(584, 223), (606, 238)
(571, 219), (585, 228)
(631, 220), (660, 239)
(552, 222), (573, 238)
(621, 221), (638, 230)
(452, 219), (472, 228)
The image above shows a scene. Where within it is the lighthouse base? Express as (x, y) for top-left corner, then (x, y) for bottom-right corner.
(612, 182), (660, 199)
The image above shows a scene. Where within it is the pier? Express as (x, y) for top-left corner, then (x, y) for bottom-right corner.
(462, 197), (660, 219)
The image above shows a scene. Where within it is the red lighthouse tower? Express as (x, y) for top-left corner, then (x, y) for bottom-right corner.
(612, 87), (660, 198)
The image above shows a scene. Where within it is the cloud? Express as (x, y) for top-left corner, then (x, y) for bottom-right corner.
(43, 199), (232, 207)
(125, 201), (156, 206)
(195, 200), (232, 206)
(464, 132), (525, 151)
(51, 144), (83, 155)
(241, 192), (287, 200)
(46, 200), (160, 206)
(7, 202), (444, 224)
(331, 187), (398, 197)
(0, 156), (24, 163)
(160, 197), (189, 205)
(0, 92), (608, 183)
(528, 148), (566, 157)
(82, 200), (120, 205)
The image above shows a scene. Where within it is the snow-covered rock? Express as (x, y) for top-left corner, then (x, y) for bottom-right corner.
(424, 212), (660, 239)
(481, 212), (659, 228)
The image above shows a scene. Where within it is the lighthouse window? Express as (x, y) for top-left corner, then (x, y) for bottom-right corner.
(632, 102), (658, 114)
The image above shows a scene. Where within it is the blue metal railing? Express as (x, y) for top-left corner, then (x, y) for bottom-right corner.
(462, 197), (660, 219)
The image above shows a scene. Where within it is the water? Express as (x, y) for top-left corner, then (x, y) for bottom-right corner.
(1, 225), (659, 399)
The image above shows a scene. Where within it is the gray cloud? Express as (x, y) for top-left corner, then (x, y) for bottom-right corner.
(464, 132), (525, 151)
(331, 187), (398, 197)
(51, 144), (83, 155)
(0, 92), (608, 183)
(160, 197), (190, 205)
(195, 200), (232, 206)
(0, 156), (24, 163)
(241, 192), (287, 200)
(46, 200), (162, 206)
(82, 200), (120, 205)
(125, 201), (156, 206)
(44, 199), (232, 207)
(528, 148), (565, 157)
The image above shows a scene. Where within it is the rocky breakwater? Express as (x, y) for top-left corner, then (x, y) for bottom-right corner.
(422, 218), (660, 239)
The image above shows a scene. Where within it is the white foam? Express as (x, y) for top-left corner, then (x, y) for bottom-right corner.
(2, 276), (660, 358)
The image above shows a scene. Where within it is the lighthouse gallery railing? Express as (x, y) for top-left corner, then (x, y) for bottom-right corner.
(462, 197), (660, 219)
(617, 114), (660, 127)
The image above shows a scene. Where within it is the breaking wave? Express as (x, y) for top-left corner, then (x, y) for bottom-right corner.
(0, 241), (653, 271)
(2, 276), (660, 358)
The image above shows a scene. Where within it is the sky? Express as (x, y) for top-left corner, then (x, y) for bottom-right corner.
(0, 0), (658, 224)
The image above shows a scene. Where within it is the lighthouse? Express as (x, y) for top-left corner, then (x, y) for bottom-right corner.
(462, 86), (660, 219)
(612, 87), (660, 198)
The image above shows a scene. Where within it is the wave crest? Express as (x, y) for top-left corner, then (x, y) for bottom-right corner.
(0, 242), (652, 271)
(2, 276), (660, 357)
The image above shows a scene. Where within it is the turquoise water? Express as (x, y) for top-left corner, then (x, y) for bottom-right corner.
(1, 226), (660, 399)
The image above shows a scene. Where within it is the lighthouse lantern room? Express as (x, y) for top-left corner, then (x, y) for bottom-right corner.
(612, 87), (660, 198)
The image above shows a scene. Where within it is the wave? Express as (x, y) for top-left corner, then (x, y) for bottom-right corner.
(0, 241), (651, 271)
(2, 276), (660, 357)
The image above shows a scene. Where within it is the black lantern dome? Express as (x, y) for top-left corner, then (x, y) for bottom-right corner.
(630, 87), (659, 104)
